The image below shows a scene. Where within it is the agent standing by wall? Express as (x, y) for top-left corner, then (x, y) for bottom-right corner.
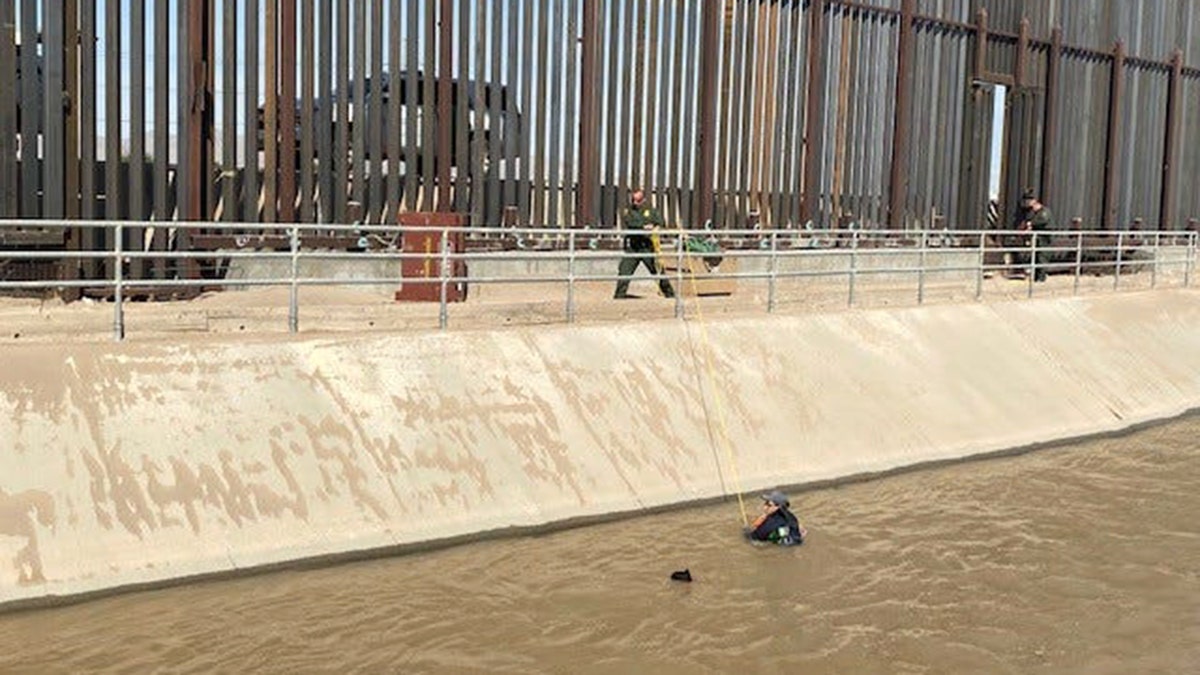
(614, 189), (675, 299)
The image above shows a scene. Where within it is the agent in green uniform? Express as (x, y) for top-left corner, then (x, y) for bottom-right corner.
(614, 189), (675, 299)
(1019, 191), (1058, 282)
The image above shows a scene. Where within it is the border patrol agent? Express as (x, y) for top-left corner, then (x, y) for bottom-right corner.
(614, 189), (675, 299)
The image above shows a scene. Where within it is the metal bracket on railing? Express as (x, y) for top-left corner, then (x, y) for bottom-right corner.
(1074, 231), (1084, 295)
(848, 230), (859, 307)
(975, 232), (985, 301)
(767, 231), (778, 313)
(1113, 231), (1124, 291)
(918, 230), (928, 304)
(288, 225), (300, 334)
(113, 222), (125, 341)
(566, 231), (577, 323)
(439, 227), (450, 330)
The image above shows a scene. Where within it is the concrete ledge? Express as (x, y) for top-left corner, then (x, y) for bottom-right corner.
(1, 289), (1198, 609)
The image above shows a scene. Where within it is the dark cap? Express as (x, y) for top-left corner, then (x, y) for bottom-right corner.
(761, 490), (790, 507)
(1020, 188), (1037, 204)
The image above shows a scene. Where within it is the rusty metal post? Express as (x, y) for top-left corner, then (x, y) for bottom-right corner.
(887, 0), (916, 230)
(1040, 26), (1062, 208)
(1102, 41), (1125, 231)
(1160, 49), (1183, 231)
(1014, 17), (1028, 88)
(973, 8), (987, 77)
(577, 0), (599, 227)
(279, 0), (297, 222)
(185, 0), (211, 222)
(801, 0), (827, 227)
(694, 0), (722, 228)
(437, 0), (453, 211)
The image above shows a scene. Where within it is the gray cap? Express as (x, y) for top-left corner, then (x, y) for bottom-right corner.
(761, 490), (789, 507)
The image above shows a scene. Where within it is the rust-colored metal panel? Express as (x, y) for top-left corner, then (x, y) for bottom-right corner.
(394, 211), (468, 302)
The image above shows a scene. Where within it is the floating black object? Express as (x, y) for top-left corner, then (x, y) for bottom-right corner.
(670, 569), (693, 582)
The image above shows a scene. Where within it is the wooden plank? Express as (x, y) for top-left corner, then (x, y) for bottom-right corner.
(517, 0), (533, 224)
(350, 0), (365, 214)
(243, 0), (260, 221)
(420, 0), (435, 212)
(105, 0), (121, 220)
(561, 0), (578, 228)
(264, 0), (278, 221)
(0, 1), (15, 216)
(386, 0), (401, 217)
(300, 0), (315, 221)
(367, 0), (382, 221)
(335, 0), (349, 221)
(486, 0), (504, 224)
(545, 0), (561, 227)
(279, 0), (297, 222)
(470, 0), (486, 224)
(41, 0), (64, 214)
(19, 0), (38, 215)
(319, 0), (333, 222)
(402, 0), (416, 211)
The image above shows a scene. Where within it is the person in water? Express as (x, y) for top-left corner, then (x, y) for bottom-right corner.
(745, 490), (806, 546)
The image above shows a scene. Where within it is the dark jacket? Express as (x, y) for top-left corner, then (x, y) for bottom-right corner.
(622, 202), (665, 252)
(746, 507), (804, 546)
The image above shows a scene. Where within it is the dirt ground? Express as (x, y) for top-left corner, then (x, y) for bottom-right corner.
(0, 268), (1177, 343)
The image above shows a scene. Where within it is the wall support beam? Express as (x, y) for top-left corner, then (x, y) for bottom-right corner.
(1102, 41), (1125, 231)
(887, 0), (915, 229)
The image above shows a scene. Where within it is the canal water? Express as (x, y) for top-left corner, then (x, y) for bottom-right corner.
(1, 416), (1197, 673)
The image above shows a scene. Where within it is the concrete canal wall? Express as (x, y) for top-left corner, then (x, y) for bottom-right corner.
(2, 289), (1198, 609)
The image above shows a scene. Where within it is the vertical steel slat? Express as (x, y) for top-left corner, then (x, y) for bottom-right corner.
(300, 0), (315, 221)
(0, 1), (15, 216)
(264, 0), (279, 221)
(802, 0), (828, 227)
(244, 0), (260, 221)
(351, 0), (365, 216)
(454, 0), (469, 214)
(335, 0), (349, 221)
(517, 0), (533, 224)
(279, 0), (297, 222)
(486, 0), (505, 224)
(387, 0), (402, 215)
(63, 0), (80, 223)
(887, 0), (915, 229)
(1160, 49), (1182, 230)
(18, 0), (38, 215)
(560, 0), (578, 228)
(126, 0), (145, 275)
(1102, 40), (1125, 230)
(577, 0), (599, 227)
(603, 0), (622, 224)
(42, 0), (65, 218)
(435, 0), (452, 212)
(421, 0), (436, 212)
(531, 0), (548, 226)
(694, 0), (720, 228)
(502, 0), (521, 217)
(222, 0), (237, 223)
(366, 0), (382, 221)
(402, 0), (416, 212)
(642, 0), (660, 207)
(105, 0), (121, 221)
(318, 0), (332, 221)
(546, 0), (563, 227)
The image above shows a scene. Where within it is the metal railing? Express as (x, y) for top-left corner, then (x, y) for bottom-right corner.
(0, 221), (1196, 341)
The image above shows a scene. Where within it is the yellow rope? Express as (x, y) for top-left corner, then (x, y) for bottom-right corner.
(669, 229), (750, 527)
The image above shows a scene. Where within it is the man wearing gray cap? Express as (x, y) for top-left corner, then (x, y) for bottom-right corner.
(745, 490), (806, 546)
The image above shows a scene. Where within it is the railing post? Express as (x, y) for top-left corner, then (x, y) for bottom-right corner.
(767, 231), (778, 313)
(1186, 231), (1196, 288)
(1113, 231), (1123, 291)
(1028, 232), (1037, 299)
(439, 227), (450, 330)
(848, 230), (858, 307)
(975, 231), (984, 300)
(288, 224), (300, 334)
(1074, 231), (1083, 295)
(113, 221), (125, 341)
(917, 229), (927, 304)
(1151, 231), (1159, 289)
(566, 230), (577, 323)
(674, 230), (684, 319)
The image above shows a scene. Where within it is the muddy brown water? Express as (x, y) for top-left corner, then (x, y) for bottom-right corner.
(1, 417), (1197, 674)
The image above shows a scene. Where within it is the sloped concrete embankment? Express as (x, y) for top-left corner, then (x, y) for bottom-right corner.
(2, 290), (1199, 609)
